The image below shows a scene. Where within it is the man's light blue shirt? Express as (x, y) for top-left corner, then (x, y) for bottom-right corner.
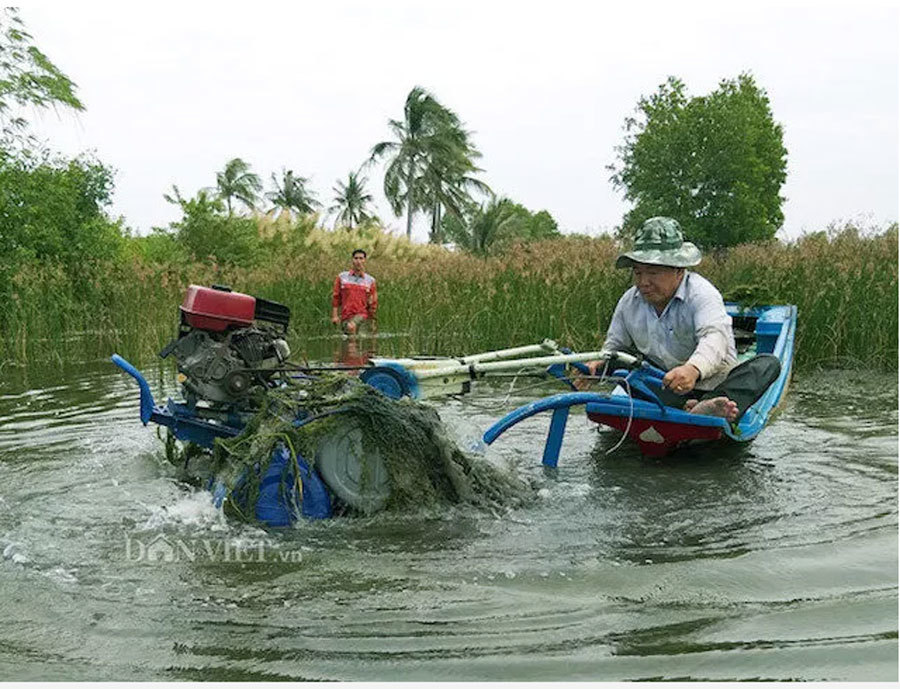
(602, 271), (737, 390)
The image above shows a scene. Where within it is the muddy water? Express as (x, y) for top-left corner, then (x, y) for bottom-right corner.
(0, 352), (895, 680)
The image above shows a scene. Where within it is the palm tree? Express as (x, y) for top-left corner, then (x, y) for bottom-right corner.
(419, 126), (492, 243)
(329, 170), (374, 230)
(445, 196), (519, 253)
(265, 169), (320, 216)
(213, 158), (262, 215)
(370, 86), (478, 240)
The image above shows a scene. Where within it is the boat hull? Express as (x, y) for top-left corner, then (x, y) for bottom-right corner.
(585, 303), (797, 457)
(586, 412), (724, 457)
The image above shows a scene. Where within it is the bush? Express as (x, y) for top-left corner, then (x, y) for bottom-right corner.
(165, 189), (261, 266)
(0, 152), (124, 267)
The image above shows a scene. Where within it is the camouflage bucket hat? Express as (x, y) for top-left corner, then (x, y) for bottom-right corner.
(615, 217), (702, 269)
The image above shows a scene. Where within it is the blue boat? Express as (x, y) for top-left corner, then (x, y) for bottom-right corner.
(480, 304), (797, 462)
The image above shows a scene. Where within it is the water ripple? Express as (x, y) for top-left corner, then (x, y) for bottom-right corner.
(0, 363), (895, 680)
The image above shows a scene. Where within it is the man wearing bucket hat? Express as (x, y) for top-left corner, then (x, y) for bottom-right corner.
(584, 217), (780, 422)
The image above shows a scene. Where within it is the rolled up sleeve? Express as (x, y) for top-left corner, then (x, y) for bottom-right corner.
(686, 291), (733, 381)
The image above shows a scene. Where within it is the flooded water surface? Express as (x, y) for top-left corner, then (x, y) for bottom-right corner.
(0, 350), (896, 681)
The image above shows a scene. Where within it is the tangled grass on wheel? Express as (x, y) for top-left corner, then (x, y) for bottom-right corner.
(167, 374), (536, 520)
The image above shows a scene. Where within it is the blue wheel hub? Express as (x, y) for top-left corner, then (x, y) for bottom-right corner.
(359, 366), (410, 399)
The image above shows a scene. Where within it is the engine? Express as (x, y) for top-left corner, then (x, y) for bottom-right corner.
(160, 285), (292, 406)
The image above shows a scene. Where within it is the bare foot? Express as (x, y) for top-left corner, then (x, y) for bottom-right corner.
(688, 396), (738, 422)
(684, 399), (699, 411)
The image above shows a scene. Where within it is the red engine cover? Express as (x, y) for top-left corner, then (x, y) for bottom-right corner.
(180, 285), (256, 331)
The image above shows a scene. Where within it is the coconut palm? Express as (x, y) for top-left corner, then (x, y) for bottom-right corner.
(265, 169), (320, 216)
(213, 158), (262, 215)
(370, 86), (486, 240)
(444, 196), (519, 253)
(329, 170), (375, 230)
(419, 126), (492, 243)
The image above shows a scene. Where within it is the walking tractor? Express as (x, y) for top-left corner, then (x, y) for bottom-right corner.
(113, 284), (795, 525)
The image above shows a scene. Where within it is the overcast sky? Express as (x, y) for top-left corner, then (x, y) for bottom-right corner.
(18, 2), (900, 241)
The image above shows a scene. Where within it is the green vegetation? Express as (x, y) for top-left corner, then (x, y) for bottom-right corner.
(369, 86), (491, 241)
(189, 376), (534, 520)
(0, 8), (128, 322)
(266, 168), (320, 216)
(1, 224), (895, 372)
(329, 170), (376, 230)
(161, 186), (260, 266)
(442, 197), (561, 253)
(610, 73), (787, 247)
(211, 157), (263, 215)
(0, 7), (83, 150)
(0, 11), (894, 378)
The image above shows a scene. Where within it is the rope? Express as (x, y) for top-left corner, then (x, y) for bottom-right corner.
(450, 375), (565, 412)
(604, 375), (634, 456)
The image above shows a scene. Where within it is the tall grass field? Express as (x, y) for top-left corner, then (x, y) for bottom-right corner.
(1, 227), (896, 372)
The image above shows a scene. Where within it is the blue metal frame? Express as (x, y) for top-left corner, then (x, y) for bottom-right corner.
(111, 354), (333, 522)
(483, 391), (613, 467)
(113, 302), (797, 512)
(111, 354), (156, 425)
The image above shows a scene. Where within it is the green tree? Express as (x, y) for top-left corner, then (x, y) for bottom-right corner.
(0, 153), (122, 266)
(163, 185), (259, 265)
(418, 121), (491, 244)
(266, 169), (319, 217)
(329, 170), (374, 229)
(0, 8), (126, 307)
(609, 73), (787, 247)
(443, 197), (561, 253)
(370, 86), (488, 241)
(212, 157), (262, 215)
(0, 8), (84, 153)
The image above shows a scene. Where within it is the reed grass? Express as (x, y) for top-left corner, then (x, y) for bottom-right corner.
(1, 225), (896, 371)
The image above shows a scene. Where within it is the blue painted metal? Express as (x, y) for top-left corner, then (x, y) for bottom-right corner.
(589, 304), (796, 447)
(542, 406), (570, 467)
(584, 396), (729, 428)
(638, 361), (667, 381)
(210, 445), (332, 524)
(545, 349), (591, 390)
(615, 368), (666, 411)
(112, 354), (244, 444)
(111, 354), (155, 424)
(359, 367), (406, 399)
(483, 392), (614, 445)
(159, 399), (245, 446)
(359, 362), (420, 399)
(723, 304), (797, 442)
(546, 348), (666, 394)
(252, 444), (332, 524)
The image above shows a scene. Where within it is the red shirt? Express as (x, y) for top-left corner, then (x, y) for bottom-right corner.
(332, 270), (377, 321)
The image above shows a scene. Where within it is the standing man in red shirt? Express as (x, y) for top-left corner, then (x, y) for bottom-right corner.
(331, 249), (378, 335)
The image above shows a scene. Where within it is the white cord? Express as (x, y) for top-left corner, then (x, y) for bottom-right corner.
(604, 374), (635, 456)
(499, 368), (526, 407)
